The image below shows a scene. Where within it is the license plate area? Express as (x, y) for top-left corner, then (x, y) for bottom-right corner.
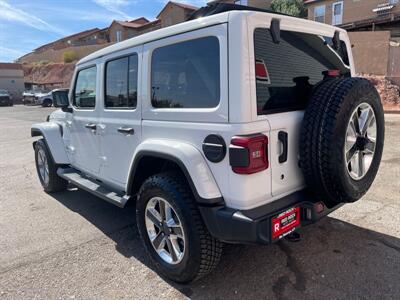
(271, 206), (300, 240)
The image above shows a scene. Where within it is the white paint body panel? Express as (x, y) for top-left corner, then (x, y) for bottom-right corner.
(33, 10), (355, 210)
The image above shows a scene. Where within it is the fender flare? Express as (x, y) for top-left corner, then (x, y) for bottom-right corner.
(31, 122), (70, 165)
(126, 140), (223, 205)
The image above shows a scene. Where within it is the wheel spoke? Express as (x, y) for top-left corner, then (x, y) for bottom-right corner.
(42, 166), (47, 182)
(165, 238), (178, 262)
(358, 151), (364, 177)
(360, 108), (374, 136)
(170, 225), (183, 237)
(164, 202), (173, 224)
(351, 112), (361, 135)
(346, 143), (358, 163)
(365, 139), (375, 154)
(152, 232), (165, 250)
(158, 199), (166, 221)
(146, 208), (162, 229)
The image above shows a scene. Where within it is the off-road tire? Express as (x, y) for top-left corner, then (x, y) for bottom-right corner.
(136, 171), (222, 283)
(34, 139), (68, 192)
(299, 77), (384, 206)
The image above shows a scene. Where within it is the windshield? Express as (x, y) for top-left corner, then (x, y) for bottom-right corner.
(0, 90), (9, 96)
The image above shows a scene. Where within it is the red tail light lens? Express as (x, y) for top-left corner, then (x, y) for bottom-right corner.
(230, 134), (269, 174)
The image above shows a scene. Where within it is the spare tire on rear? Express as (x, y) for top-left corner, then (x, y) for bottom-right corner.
(299, 77), (384, 207)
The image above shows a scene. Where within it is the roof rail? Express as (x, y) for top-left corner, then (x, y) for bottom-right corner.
(188, 3), (289, 20)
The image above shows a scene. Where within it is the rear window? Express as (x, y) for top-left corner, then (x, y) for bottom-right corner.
(151, 36), (220, 109)
(254, 28), (350, 115)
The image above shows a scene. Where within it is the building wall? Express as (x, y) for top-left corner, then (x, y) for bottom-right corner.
(0, 68), (25, 102)
(348, 31), (391, 75)
(109, 23), (136, 43)
(306, 0), (400, 25)
(159, 5), (187, 28)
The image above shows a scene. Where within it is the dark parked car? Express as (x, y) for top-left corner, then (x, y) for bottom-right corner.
(0, 89), (13, 106)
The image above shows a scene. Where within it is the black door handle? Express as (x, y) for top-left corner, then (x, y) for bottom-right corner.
(117, 127), (134, 135)
(85, 123), (97, 130)
(278, 131), (288, 163)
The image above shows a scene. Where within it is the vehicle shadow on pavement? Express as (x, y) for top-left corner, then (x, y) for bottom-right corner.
(50, 188), (400, 300)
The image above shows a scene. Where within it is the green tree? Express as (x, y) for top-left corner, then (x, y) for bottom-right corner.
(270, 0), (307, 18)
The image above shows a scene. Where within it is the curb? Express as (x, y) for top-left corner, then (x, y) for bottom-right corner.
(384, 111), (400, 114)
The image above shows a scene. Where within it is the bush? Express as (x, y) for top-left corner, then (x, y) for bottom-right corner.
(63, 50), (78, 63)
(38, 60), (50, 65)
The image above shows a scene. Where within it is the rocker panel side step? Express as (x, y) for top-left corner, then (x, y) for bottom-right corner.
(57, 168), (129, 208)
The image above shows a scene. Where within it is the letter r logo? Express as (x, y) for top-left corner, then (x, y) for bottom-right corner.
(274, 223), (280, 233)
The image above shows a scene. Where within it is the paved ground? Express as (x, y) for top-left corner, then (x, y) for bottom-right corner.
(0, 105), (399, 300)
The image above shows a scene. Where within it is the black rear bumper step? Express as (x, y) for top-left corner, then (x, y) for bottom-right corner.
(199, 190), (343, 244)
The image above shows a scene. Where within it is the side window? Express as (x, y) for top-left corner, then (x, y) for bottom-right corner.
(105, 54), (138, 109)
(73, 66), (97, 108)
(151, 36), (220, 109)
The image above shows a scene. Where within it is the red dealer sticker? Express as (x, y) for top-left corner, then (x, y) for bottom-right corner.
(271, 206), (301, 239)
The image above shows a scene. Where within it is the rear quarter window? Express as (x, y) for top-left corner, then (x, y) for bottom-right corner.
(254, 28), (350, 115)
(151, 36), (220, 109)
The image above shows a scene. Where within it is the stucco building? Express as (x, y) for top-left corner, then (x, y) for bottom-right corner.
(0, 63), (25, 103)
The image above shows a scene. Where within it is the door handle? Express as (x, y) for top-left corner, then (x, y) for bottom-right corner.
(117, 127), (134, 135)
(85, 123), (97, 130)
(278, 131), (288, 163)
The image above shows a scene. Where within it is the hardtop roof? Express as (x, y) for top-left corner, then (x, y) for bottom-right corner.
(78, 6), (345, 65)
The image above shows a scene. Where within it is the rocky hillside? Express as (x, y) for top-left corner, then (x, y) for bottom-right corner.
(363, 75), (400, 111)
(23, 63), (75, 88)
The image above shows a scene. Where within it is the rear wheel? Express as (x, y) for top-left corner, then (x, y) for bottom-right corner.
(136, 172), (222, 283)
(34, 139), (68, 192)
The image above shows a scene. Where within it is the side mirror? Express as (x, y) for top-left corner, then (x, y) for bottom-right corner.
(52, 90), (72, 113)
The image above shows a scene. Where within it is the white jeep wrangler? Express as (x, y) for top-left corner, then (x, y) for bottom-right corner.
(31, 4), (384, 283)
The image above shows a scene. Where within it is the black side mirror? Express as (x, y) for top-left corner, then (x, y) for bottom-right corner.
(52, 90), (72, 113)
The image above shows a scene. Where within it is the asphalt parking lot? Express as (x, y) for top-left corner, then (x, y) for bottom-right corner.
(0, 105), (399, 299)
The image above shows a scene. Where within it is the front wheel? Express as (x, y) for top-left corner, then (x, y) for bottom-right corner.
(136, 172), (222, 283)
(42, 99), (52, 107)
(34, 139), (68, 192)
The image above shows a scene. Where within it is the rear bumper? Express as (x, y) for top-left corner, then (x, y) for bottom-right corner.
(199, 191), (343, 244)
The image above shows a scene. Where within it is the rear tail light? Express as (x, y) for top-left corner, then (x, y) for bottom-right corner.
(229, 134), (268, 174)
(255, 59), (270, 84)
(323, 69), (341, 78)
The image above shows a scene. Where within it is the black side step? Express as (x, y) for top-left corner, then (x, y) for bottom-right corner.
(57, 168), (129, 208)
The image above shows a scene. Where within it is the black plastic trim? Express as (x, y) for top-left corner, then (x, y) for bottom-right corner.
(199, 190), (343, 244)
(270, 18), (281, 44)
(278, 131), (288, 163)
(31, 128), (42, 137)
(127, 150), (224, 205)
(229, 146), (249, 167)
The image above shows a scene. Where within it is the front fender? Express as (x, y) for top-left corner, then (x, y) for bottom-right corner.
(127, 139), (222, 203)
(31, 122), (69, 164)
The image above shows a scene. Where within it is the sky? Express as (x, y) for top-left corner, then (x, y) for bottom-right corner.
(0, 0), (208, 62)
